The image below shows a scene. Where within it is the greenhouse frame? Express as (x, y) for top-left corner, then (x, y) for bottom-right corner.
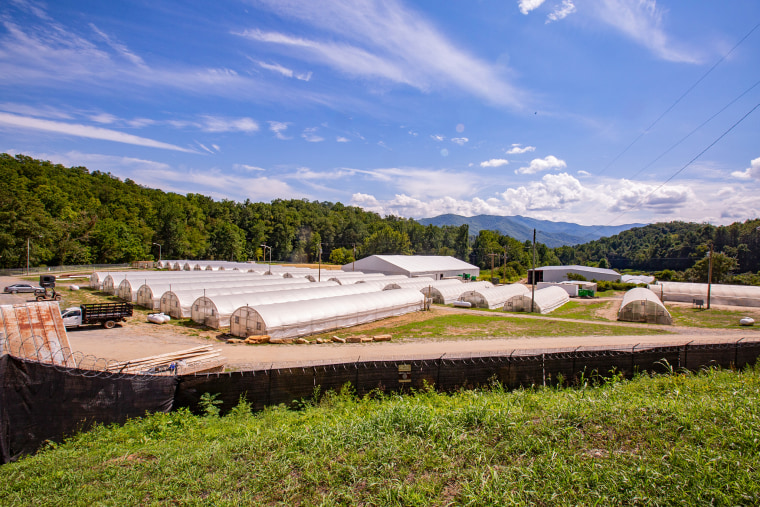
(228, 289), (425, 339)
(649, 282), (760, 308)
(503, 286), (570, 314)
(618, 287), (672, 325)
(459, 284), (530, 309)
(428, 280), (494, 304)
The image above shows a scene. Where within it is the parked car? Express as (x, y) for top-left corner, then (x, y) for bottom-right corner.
(3, 283), (43, 294)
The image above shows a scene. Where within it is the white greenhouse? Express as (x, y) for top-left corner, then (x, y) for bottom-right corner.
(382, 277), (443, 290)
(649, 282), (760, 308)
(428, 280), (494, 304)
(196, 283), (384, 329)
(116, 272), (276, 301)
(228, 288), (425, 339)
(459, 284), (530, 309)
(618, 287), (672, 325)
(503, 286), (570, 314)
(159, 279), (324, 318)
(138, 280), (334, 310)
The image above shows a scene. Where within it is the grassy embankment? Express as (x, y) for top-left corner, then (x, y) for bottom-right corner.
(1, 366), (759, 505)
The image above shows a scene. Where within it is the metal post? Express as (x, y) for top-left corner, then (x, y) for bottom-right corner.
(531, 229), (537, 313)
(152, 243), (162, 263)
(352, 244), (356, 272)
(26, 237), (30, 275)
(706, 243), (713, 310)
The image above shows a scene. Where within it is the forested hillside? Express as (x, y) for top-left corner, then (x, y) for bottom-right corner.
(1, 154), (473, 268)
(2, 154), (758, 285)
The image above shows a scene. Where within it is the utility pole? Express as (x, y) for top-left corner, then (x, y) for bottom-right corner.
(318, 243), (323, 282)
(26, 237), (30, 275)
(352, 243), (356, 272)
(531, 229), (537, 313)
(706, 242), (713, 310)
(487, 253), (498, 282)
(503, 245), (508, 283)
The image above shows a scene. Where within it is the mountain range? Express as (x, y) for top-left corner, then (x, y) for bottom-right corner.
(418, 214), (645, 248)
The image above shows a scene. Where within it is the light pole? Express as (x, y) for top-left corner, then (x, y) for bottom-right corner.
(152, 242), (162, 264)
(26, 237), (30, 275)
(260, 244), (272, 274)
(318, 243), (323, 282)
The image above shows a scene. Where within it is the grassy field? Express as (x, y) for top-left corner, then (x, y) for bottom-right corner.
(319, 310), (673, 342)
(1, 366), (758, 505)
(668, 304), (760, 330)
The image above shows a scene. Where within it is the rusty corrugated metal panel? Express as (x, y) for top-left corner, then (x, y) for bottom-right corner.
(0, 302), (73, 366)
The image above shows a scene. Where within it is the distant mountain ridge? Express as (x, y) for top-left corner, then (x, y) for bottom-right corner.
(418, 214), (646, 247)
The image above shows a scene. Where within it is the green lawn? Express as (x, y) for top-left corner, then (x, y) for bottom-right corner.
(668, 304), (760, 330)
(1, 367), (758, 505)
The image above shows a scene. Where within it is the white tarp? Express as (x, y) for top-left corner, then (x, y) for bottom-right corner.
(650, 282), (760, 308)
(504, 286), (570, 314)
(618, 287), (672, 325)
(459, 284), (530, 309)
(428, 281), (494, 304)
(228, 288), (425, 339)
(201, 283), (383, 329)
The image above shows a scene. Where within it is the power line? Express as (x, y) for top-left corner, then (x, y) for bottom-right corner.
(602, 101), (760, 227)
(597, 21), (760, 177)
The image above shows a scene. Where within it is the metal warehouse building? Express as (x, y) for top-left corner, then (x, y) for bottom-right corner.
(528, 265), (621, 284)
(342, 255), (479, 280)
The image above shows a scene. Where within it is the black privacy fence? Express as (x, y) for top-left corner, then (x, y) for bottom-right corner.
(2, 338), (760, 463)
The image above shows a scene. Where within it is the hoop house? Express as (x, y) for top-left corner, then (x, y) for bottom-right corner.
(428, 281), (494, 304)
(504, 286), (569, 314)
(228, 289), (425, 339)
(649, 282), (760, 308)
(200, 283), (382, 329)
(618, 287), (672, 325)
(460, 284), (530, 309)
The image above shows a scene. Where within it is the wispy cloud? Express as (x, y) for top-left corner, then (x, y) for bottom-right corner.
(269, 121), (291, 140)
(546, 0), (576, 23)
(480, 159), (509, 168)
(239, 0), (527, 107)
(302, 127), (324, 142)
(430, 134), (445, 142)
(336, 136), (349, 142)
(516, 155), (566, 175)
(200, 116), (259, 133)
(592, 0), (701, 63)
(451, 137), (469, 146)
(234, 163), (266, 171)
(0, 112), (195, 152)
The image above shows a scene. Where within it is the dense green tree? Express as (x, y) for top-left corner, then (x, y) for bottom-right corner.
(361, 226), (412, 256)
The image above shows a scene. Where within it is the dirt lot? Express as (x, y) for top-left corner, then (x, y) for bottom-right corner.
(2, 275), (758, 370)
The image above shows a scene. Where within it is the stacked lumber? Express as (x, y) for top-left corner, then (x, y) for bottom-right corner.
(106, 345), (225, 376)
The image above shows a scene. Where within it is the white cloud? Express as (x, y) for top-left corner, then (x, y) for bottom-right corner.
(506, 144), (536, 155)
(302, 127), (324, 142)
(577, 170), (591, 177)
(200, 116), (259, 133)
(604, 179), (693, 213)
(518, 0), (546, 15)
(547, 0), (576, 23)
(89, 113), (117, 124)
(240, 0), (526, 107)
(431, 135), (445, 142)
(451, 137), (469, 146)
(480, 158), (509, 168)
(89, 23), (148, 69)
(516, 155), (567, 175)
(234, 163), (265, 171)
(336, 136), (349, 142)
(196, 142), (215, 154)
(731, 157), (760, 180)
(0, 112), (195, 152)
(269, 121), (291, 140)
(0, 102), (73, 120)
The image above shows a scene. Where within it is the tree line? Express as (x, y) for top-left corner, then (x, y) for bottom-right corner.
(2, 154), (758, 285)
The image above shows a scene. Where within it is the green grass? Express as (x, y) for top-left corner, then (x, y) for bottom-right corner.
(531, 300), (614, 321)
(1, 367), (759, 505)
(320, 311), (672, 341)
(668, 305), (760, 330)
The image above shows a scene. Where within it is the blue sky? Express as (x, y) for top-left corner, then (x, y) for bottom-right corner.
(1, 0), (759, 226)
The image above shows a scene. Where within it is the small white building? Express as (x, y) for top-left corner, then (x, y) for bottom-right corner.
(342, 255), (479, 281)
(528, 265), (621, 284)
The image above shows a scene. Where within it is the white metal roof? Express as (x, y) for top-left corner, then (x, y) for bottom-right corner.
(537, 265), (620, 277)
(343, 255), (478, 274)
